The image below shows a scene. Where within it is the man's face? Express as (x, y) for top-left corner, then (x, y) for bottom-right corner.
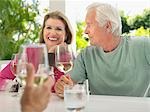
(84, 9), (106, 46)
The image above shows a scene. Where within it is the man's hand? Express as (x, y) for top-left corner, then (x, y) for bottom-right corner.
(54, 75), (73, 98)
(20, 63), (54, 112)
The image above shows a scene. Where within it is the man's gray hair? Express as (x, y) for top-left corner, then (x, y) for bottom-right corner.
(87, 3), (122, 37)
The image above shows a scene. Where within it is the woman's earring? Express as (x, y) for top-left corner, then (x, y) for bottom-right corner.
(64, 36), (68, 42)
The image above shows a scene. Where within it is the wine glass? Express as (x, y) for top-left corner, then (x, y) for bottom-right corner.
(10, 53), (18, 76)
(0, 54), (20, 96)
(17, 43), (52, 87)
(64, 83), (88, 112)
(144, 82), (150, 97)
(9, 53), (21, 94)
(55, 44), (75, 74)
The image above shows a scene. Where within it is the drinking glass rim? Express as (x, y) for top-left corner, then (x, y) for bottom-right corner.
(22, 43), (46, 48)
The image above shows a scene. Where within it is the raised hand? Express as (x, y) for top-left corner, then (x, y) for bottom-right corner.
(20, 63), (54, 112)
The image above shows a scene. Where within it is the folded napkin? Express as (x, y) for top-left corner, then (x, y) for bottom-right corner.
(0, 62), (15, 90)
(0, 62), (15, 79)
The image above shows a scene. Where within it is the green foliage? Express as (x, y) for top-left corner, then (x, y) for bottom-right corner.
(120, 11), (130, 33)
(130, 27), (150, 37)
(128, 9), (150, 30)
(76, 22), (88, 53)
(0, 0), (41, 59)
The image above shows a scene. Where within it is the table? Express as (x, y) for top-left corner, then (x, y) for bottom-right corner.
(0, 92), (150, 112)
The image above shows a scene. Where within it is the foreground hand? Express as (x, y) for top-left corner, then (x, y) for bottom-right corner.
(20, 63), (54, 112)
(54, 75), (73, 98)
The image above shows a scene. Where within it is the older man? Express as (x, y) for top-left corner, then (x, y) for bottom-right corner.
(55, 3), (150, 97)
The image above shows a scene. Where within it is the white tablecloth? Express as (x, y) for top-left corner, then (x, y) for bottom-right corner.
(0, 92), (150, 112)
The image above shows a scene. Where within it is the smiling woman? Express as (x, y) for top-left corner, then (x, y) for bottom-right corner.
(43, 18), (66, 50)
(39, 11), (74, 92)
(0, 10), (74, 93)
(39, 11), (74, 53)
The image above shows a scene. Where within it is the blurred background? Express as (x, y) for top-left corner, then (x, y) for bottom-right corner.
(0, 0), (149, 60)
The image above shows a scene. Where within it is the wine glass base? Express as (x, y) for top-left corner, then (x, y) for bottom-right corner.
(66, 107), (85, 112)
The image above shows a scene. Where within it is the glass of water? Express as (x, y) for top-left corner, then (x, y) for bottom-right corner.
(64, 83), (88, 112)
